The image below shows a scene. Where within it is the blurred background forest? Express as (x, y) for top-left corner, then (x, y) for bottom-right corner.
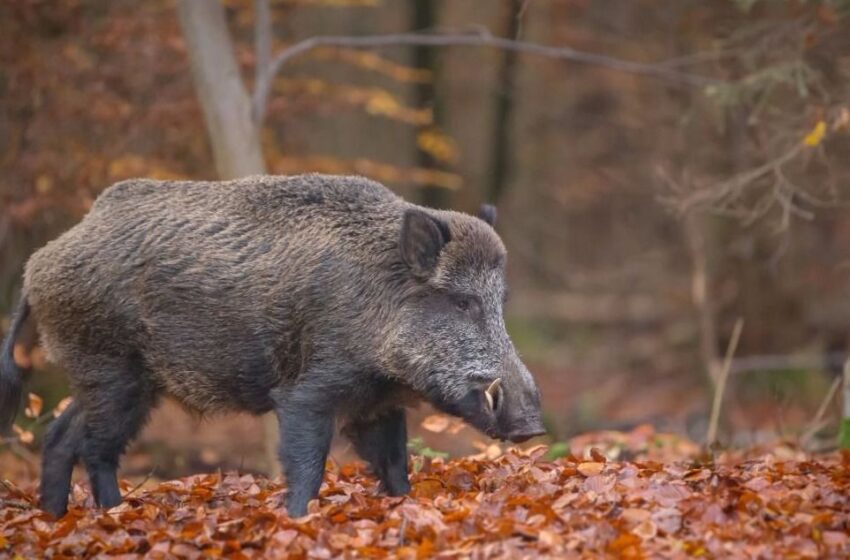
(1, 0), (850, 479)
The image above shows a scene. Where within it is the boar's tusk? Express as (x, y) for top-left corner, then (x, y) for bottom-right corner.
(485, 378), (502, 411)
(486, 378), (502, 397)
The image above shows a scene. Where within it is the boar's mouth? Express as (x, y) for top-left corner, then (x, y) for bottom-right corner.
(420, 376), (545, 443)
(420, 380), (495, 433)
(504, 426), (547, 443)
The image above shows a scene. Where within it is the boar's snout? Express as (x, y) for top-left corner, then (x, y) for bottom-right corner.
(505, 418), (547, 443)
(495, 382), (546, 443)
(473, 359), (546, 443)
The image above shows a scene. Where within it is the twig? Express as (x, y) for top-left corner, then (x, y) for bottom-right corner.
(515, 0), (532, 40)
(667, 142), (804, 216)
(252, 28), (720, 123)
(706, 318), (744, 446)
(122, 467), (157, 500)
(0, 478), (35, 504)
(399, 517), (408, 547)
(801, 375), (841, 446)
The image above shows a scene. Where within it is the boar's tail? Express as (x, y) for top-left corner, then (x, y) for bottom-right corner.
(0, 294), (30, 434)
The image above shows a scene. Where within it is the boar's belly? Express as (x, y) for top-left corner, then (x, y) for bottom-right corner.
(152, 350), (279, 416)
(141, 308), (281, 415)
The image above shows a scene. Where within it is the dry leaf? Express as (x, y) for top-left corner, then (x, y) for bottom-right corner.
(577, 462), (605, 477)
(12, 424), (34, 444)
(53, 396), (74, 417)
(420, 414), (450, 433)
(633, 520), (658, 540)
(621, 508), (651, 524)
(3, 426), (849, 558)
(25, 393), (43, 418)
(13, 343), (31, 369)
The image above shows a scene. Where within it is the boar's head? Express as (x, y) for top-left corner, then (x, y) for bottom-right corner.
(383, 205), (545, 443)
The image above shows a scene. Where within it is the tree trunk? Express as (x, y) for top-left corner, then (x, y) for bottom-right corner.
(176, 0), (265, 179)
(485, 0), (522, 205)
(411, 0), (450, 209)
(176, 0), (279, 477)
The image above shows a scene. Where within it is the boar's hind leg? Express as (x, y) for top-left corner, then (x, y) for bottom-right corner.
(274, 392), (334, 517)
(75, 356), (155, 510)
(344, 408), (410, 496)
(40, 400), (84, 517)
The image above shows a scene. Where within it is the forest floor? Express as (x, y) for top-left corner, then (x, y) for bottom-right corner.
(2, 428), (849, 558)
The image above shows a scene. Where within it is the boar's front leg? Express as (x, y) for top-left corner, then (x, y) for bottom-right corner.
(274, 389), (335, 517)
(344, 407), (411, 496)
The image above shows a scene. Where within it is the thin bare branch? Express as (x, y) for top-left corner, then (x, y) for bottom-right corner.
(707, 317), (744, 446)
(252, 28), (720, 125)
(122, 467), (157, 500)
(515, 0), (532, 40)
(665, 141), (804, 216)
(802, 375), (841, 446)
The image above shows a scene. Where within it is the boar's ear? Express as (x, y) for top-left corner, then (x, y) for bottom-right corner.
(400, 208), (451, 277)
(478, 204), (497, 227)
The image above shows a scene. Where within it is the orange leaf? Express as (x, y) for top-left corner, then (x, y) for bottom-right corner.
(24, 393), (43, 418)
(53, 396), (73, 417)
(420, 414), (450, 433)
(577, 462), (605, 477)
(411, 478), (444, 499)
(13, 424), (34, 445)
(13, 344), (31, 369)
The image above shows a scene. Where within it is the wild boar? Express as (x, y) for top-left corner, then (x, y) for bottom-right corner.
(0, 174), (545, 517)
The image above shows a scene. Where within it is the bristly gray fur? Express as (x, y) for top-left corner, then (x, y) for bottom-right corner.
(14, 173), (544, 517)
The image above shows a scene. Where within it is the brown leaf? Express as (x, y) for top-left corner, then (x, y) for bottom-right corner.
(582, 474), (616, 494)
(4, 428), (850, 558)
(577, 462), (605, 477)
(633, 520), (658, 540)
(420, 414), (450, 433)
(651, 507), (682, 535)
(539, 529), (563, 547)
(411, 478), (444, 499)
(12, 424), (34, 444)
(13, 343), (31, 369)
(53, 396), (74, 417)
(590, 448), (607, 463)
(621, 508), (651, 524)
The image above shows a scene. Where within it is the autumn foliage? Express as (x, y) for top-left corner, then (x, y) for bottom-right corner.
(3, 432), (850, 558)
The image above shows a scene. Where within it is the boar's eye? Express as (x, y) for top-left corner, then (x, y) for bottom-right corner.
(452, 294), (481, 315)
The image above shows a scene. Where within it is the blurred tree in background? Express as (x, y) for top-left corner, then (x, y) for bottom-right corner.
(1, 0), (849, 474)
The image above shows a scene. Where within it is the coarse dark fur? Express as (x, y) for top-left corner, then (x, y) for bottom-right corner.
(0, 174), (544, 517)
